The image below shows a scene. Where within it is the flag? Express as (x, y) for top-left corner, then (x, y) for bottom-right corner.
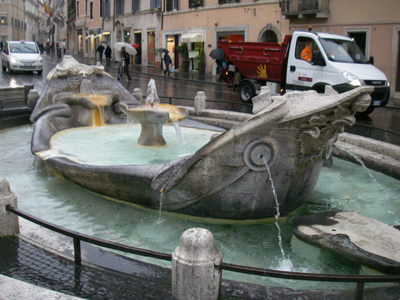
(44, 0), (52, 16)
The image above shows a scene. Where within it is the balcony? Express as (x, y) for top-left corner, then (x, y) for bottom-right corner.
(280, 0), (330, 19)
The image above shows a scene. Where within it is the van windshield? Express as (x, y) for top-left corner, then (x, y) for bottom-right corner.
(10, 43), (39, 54)
(319, 38), (369, 64)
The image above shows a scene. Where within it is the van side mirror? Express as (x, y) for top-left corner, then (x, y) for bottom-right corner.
(369, 56), (374, 65)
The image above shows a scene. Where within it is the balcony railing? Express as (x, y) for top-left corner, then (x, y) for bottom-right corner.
(280, 0), (330, 18)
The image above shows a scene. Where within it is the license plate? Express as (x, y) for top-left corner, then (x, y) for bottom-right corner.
(372, 101), (381, 106)
(24, 64), (32, 67)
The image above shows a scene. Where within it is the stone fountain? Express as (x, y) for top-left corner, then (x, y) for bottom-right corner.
(119, 79), (188, 146)
(30, 56), (373, 220)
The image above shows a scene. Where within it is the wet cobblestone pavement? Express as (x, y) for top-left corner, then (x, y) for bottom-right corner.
(0, 236), (175, 299)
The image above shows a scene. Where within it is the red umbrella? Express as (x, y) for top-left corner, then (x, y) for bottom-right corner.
(132, 43), (140, 49)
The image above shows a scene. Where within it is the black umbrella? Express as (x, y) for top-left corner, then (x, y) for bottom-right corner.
(156, 48), (169, 54)
(209, 48), (225, 61)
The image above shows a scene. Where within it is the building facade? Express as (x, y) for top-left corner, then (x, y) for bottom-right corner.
(0, 0), (27, 42)
(61, 0), (400, 98)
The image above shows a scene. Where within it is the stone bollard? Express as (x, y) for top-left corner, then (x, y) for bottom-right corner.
(172, 228), (222, 300)
(194, 91), (207, 114)
(0, 178), (19, 236)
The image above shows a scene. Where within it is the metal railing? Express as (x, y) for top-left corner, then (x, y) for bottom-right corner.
(280, 0), (330, 14)
(6, 204), (400, 300)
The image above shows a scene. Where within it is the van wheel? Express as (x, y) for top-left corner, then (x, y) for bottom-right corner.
(2, 64), (6, 72)
(7, 63), (12, 73)
(239, 81), (255, 103)
(356, 106), (375, 116)
(37, 70), (43, 75)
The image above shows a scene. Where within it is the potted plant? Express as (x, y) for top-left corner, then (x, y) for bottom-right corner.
(198, 50), (206, 75)
(176, 43), (189, 73)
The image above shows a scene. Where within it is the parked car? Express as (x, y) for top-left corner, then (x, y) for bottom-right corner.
(1, 40), (43, 74)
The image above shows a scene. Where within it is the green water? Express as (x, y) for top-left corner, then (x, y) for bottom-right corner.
(1, 125), (399, 290)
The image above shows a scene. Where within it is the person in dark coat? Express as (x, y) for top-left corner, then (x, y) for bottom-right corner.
(97, 44), (105, 64)
(163, 52), (172, 76)
(121, 47), (132, 81)
(105, 45), (112, 66)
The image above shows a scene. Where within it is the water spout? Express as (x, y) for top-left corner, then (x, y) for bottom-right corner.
(335, 145), (393, 214)
(262, 156), (293, 270)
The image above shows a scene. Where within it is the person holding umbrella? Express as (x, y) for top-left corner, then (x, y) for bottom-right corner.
(163, 52), (172, 76)
(121, 46), (132, 81)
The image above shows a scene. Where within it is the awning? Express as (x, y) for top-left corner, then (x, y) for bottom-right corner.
(182, 33), (204, 43)
(85, 35), (93, 40)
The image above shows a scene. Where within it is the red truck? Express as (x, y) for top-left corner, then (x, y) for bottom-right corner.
(218, 31), (390, 115)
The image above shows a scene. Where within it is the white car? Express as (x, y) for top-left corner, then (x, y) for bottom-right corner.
(1, 40), (43, 74)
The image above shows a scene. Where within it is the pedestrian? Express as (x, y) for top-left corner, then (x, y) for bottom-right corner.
(163, 52), (172, 76)
(97, 44), (105, 64)
(120, 47), (132, 81)
(105, 45), (112, 66)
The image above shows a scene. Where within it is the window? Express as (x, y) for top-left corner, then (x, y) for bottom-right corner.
(90, 1), (93, 19)
(189, 0), (202, 8)
(102, 0), (110, 17)
(218, 0), (239, 3)
(24, 22), (26, 31)
(295, 37), (324, 65)
(132, 0), (139, 12)
(115, 0), (124, 15)
(150, 0), (161, 9)
(77, 1), (80, 17)
(0, 16), (7, 26)
(85, 0), (88, 15)
(166, 0), (177, 11)
(11, 17), (13, 27)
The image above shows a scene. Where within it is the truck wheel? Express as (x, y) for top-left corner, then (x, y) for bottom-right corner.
(356, 106), (375, 116)
(239, 81), (255, 103)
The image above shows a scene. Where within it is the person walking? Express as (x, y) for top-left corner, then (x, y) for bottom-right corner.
(163, 52), (172, 76)
(105, 45), (112, 66)
(121, 47), (132, 81)
(97, 44), (105, 64)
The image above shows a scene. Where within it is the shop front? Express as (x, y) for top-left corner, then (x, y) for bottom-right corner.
(182, 32), (205, 73)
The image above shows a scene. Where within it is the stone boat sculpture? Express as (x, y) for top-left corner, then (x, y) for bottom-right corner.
(31, 56), (373, 220)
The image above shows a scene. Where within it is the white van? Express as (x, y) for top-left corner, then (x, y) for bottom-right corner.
(1, 40), (43, 75)
(285, 32), (390, 115)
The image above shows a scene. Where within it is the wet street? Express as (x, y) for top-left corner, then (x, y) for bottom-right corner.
(1, 51), (400, 145)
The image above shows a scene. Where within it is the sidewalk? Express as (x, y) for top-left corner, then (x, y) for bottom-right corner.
(71, 54), (224, 86)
